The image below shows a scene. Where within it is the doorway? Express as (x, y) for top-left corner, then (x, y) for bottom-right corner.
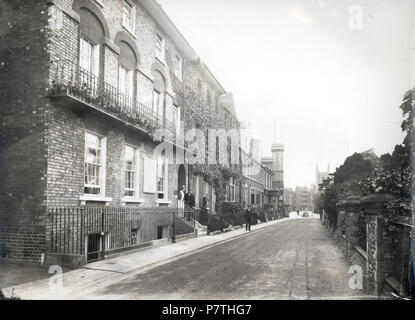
(87, 233), (102, 262)
(178, 164), (186, 192)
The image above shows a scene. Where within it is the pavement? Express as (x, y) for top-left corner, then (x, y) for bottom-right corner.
(1, 216), (294, 300)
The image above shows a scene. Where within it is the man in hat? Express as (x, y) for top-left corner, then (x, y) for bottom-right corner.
(244, 205), (252, 231)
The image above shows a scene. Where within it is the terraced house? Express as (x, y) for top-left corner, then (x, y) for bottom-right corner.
(0, 0), (246, 266)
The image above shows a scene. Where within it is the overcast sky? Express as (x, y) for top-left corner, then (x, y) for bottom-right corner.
(159, 0), (415, 188)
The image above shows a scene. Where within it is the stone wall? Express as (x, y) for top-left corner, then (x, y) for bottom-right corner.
(331, 194), (414, 297)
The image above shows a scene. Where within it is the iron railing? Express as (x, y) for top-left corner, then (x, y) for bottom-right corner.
(48, 59), (178, 141)
(47, 206), (197, 262)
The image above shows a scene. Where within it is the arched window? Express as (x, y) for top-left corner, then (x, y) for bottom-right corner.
(78, 8), (105, 78)
(118, 41), (138, 109)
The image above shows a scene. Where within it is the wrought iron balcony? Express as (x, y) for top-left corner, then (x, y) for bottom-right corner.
(48, 59), (180, 145)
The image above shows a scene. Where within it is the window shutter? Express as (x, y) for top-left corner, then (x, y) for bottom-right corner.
(135, 149), (141, 196)
(143, 157), (156, 193)
(100, 137), (107, 196)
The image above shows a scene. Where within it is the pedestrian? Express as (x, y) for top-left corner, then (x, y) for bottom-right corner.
(297, 210), (300, 216)
(178, 186), (185, 217)
(184, 190), (189, 207)
(244, 205), (252, 231)
(188, 191), (195, 208)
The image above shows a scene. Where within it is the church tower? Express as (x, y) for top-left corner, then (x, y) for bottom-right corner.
(271, 123), (284, 190)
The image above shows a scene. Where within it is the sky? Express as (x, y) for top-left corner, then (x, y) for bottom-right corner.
(158, 0), (415, 188)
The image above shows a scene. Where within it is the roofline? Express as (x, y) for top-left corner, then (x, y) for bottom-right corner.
(139, 0), (226, 94)
(192, 59), (227, 94)
(240, 147), (269, 169)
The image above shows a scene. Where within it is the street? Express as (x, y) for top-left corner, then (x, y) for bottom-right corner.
(96, 217), (367, 300)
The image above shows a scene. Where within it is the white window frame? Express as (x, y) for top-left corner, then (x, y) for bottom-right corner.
(173, 53), (182, 80)
(153, 90), (164, 117)
(81, 131), (112, 204)
(119, 65), (133, 98)
(243, 185), (248, 204)
(122, 0), (136, 35)
(79, 37), (100, 77)
(122, 145), (143, 204)
(156, 157), (170, 205)
(157, 157), (169, 200)
(229, 177), (235, 202)
(155, 33), (164, 61)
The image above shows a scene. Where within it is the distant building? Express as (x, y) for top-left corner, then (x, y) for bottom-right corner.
(283, 186), (314, 212)
(261, 140), (285, 216)
(284, 188), (295, 212)
(294, 186), (314, 211)
(316, 164), (330, 187)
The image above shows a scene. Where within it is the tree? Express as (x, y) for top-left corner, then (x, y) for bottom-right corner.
(334, 153), (373, 184)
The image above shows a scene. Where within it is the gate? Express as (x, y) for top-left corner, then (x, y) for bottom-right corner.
(387, 219), (413, 296)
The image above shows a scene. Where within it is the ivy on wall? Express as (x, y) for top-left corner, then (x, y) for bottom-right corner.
(171, 76), (242, 210)
(319, 89), (414, 220)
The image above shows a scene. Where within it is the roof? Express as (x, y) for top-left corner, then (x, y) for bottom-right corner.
(139, 0), (226, 94)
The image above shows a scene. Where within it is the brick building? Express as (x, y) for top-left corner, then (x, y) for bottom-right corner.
(240, 149), (273, 208)
(0, 0), (243, 264)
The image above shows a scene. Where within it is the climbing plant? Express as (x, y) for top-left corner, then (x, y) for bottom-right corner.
(172, 78), (242, 210)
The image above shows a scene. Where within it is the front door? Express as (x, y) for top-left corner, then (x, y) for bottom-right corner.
(178, 164), (186, 193)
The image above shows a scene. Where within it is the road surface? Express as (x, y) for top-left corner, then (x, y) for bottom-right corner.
(96, 217), (367, 299)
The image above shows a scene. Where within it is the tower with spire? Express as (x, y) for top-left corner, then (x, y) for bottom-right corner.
(261, 122), (285, 216)
(271, 126), (284, 190)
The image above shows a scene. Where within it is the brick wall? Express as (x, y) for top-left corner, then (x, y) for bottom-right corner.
(0, 0), (241, 263)
(0, 0), (51, 263)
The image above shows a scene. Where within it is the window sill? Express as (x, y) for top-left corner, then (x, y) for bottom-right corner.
(80, 195), (113, 205)
(121, 197), (145, 204)
(122, 24), (137, 39)
(156, 199), (172, 205)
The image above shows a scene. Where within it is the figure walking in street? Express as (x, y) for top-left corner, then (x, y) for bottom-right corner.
(244, 205), (252, 231)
